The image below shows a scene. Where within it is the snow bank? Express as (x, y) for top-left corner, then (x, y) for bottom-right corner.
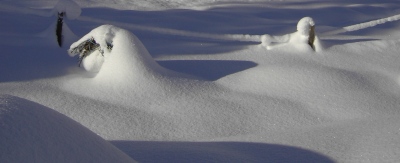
(0, 94), (136, 163)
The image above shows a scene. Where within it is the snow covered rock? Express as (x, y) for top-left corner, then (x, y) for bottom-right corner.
(0, 94), (136, 163)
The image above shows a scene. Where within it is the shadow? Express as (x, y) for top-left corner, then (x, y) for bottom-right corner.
(146, 38), (258, 56)
(158, 60), (258, 81)
(110, 141), (335, 163)
(72, 3), (396, 57)
(0, 44), (74, 83)
(321, 38), (380, 49)
(1, 2), (398, 82)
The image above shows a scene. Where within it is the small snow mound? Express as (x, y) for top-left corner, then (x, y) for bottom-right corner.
(297, 17), (315, 36)
(261, 17), (323, 52)
(260, 34), (273, 47)
(0, 94), (136, 163)
(53, 0), (81, 20)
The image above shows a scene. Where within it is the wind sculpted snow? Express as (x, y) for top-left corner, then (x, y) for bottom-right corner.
(0, 95), (136, 163)
(1, 0), (400, 162)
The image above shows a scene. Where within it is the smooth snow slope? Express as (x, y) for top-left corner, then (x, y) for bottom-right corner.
(1, 0), (400, 162)
(0, 94), (136, 163)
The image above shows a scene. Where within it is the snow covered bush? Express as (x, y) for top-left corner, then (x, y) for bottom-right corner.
(68, 25), (169, 78)
(261, 17), (321, 52)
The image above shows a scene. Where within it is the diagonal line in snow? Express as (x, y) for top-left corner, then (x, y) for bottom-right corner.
(322, 14), (400, 35)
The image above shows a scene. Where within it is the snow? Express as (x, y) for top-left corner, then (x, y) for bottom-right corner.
(297, 17), (315, 36)
(1, 0), (400, 162)
(261, 16), (322, 52)
(0, 94), (136, 163)
(53, 0), (81, 20)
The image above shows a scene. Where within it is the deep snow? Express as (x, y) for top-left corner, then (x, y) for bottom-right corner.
(1, 0), (400, 162)
(0, 94), (136, 163)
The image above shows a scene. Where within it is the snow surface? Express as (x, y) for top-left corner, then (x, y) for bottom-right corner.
(0, 94), (136, 163)
(1, 0), (400, 162)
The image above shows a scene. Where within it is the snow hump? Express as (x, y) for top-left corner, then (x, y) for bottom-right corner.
(69, 25), (183, 85)
(0, 94), (136, 163)
(261, 17), (322, 52)
(297, 17), (315, 36)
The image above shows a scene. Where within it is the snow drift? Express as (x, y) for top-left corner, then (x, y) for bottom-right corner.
(68, 25), (166, 75)
(3, 1), (400, 162)
(0, 94), (136, 163)
(65, 25), (198, 107)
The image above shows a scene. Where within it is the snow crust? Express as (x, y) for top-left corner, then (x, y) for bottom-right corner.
(0, 94), (136, 163)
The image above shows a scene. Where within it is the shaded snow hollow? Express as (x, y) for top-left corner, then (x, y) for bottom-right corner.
(0, 94), (136, 163)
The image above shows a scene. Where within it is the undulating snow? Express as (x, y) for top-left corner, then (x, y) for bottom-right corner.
(0, 94), (136, 163)
(1, 0), (400, 162)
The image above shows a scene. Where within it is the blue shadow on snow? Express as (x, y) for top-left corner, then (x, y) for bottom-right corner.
(110, 141), (335, 163)
(158, 60), (258, 81)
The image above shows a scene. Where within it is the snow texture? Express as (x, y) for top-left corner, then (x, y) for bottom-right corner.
(1, 0), (400, 162)
(0, 94), (136, 163)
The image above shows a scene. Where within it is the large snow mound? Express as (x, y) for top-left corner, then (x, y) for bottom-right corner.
(69, 25), (173, 76)
(0, 94), (136, 163)
(65, 25), (197, 107)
